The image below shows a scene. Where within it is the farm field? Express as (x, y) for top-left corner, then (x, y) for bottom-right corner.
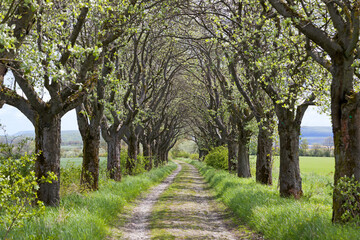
(299, 157), (334, 175)
(60, 157), (107, 167)
(250, 156), (335, 176)
(62, 156), (335, 175)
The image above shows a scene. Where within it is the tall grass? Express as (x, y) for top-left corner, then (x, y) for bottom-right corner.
(190, 160), (359, 240)
(1, 162), (177, 239)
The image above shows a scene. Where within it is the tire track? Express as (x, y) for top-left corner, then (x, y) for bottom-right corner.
(120, 162), (182, 239)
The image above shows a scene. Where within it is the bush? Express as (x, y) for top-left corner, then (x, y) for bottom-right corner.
(0, 133), (55, 239)
(190, 153), (199, 160)
(0, 153), (56, 239)
(334, 176), (360, 224)
(204, 146), (228, 170)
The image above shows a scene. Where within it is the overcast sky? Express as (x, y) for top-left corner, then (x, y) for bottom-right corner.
(0, 104), (331, 135)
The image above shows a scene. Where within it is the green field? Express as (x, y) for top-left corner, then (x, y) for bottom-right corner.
(299, 157), (334, 175)
(60, 157), (107, 167)
(63, 156), (335, 176)
(249, 155), (335, 177)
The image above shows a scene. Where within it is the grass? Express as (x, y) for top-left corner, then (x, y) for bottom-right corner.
(2, 162), (177, 240)
(299, 156), (335, 175)
(250, 155), (335, 176)
(60, 157), (107, 167)
(190, 158), (360, 240)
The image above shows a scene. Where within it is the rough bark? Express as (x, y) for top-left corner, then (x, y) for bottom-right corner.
(227, 140), (238, 172)
(256, 124), (273, 185)
(78, 122), (100, 190)
(152, 141), (160, 167)
(331, 57), (360, 222)
(107, 136), (122, 181)
(35, 115), (61, 206)
(278, 122), (302, 199)
(142, 140), (152, 171)
(237, 130), (251, 178)
(126, 130), (138, 175)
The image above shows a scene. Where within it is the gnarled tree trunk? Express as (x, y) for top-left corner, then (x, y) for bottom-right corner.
(77, 104), (101, 191)
(227, 140), (238, 172)
(79, 127), (100, 190)
(126, 129), (138, 174)
(237, 129), (251, 178)
(142, 139), (152, 171)
(256, 123), (274, 185)
(331, 58), (360, 222)
(35, 114), (61, 206)
(278, 122), (302, 198)
(107, 136), (122, 181)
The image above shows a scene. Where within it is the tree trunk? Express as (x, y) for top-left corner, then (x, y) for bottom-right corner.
(199, 149), (208, 160)
(35, 115), (61, 206)
(227, 140), (238, 172)
(278, 122), (302, 198)
(256, 123), (273, 185)
(152, 140), (160, 167)
(79, 128), (100, 190)
(331, 57), (360, 222)
(159, 150), (167, 165)
(126, 132), (138, 174)
(107, 137), (121, 181)
(237, 130), (251, 178)
(77, 104), (101, 191)
(142, 140), (152, 171)
(164, 150), (169, 163)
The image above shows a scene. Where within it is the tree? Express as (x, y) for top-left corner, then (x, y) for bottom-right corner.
(267, 0), (360, 222)
(75, 0), (144, 189)
(196, 0), (328, 196)
(182, 0), (275, 183)
(0, 1), (131, 205)
(76, 47), (115, 190)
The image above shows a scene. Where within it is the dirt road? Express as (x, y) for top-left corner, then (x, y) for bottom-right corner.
(118, 160), (260, 239)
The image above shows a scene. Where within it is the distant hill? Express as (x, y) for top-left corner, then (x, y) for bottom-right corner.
(6, 127), (333, 146)
(300, 126), (333, 145)
(12, 130), (82, 146)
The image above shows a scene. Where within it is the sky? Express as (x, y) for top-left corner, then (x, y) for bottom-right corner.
(0, 104), (332, 135)
(0, 105), (78, 135)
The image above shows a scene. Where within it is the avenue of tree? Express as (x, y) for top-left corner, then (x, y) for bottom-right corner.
(0, 0), (359, 223)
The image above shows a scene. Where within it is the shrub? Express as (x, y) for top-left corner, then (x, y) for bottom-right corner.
(0, 153), (55, 239)
(204, 146), (228, 170)
(190, 153), (199, 160)
(334, 176), (360, 224)
(0, 133), (55, 239)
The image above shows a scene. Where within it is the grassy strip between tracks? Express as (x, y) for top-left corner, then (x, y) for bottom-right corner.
(2, 162), (177, 240)
(189, 160), (359, 240)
